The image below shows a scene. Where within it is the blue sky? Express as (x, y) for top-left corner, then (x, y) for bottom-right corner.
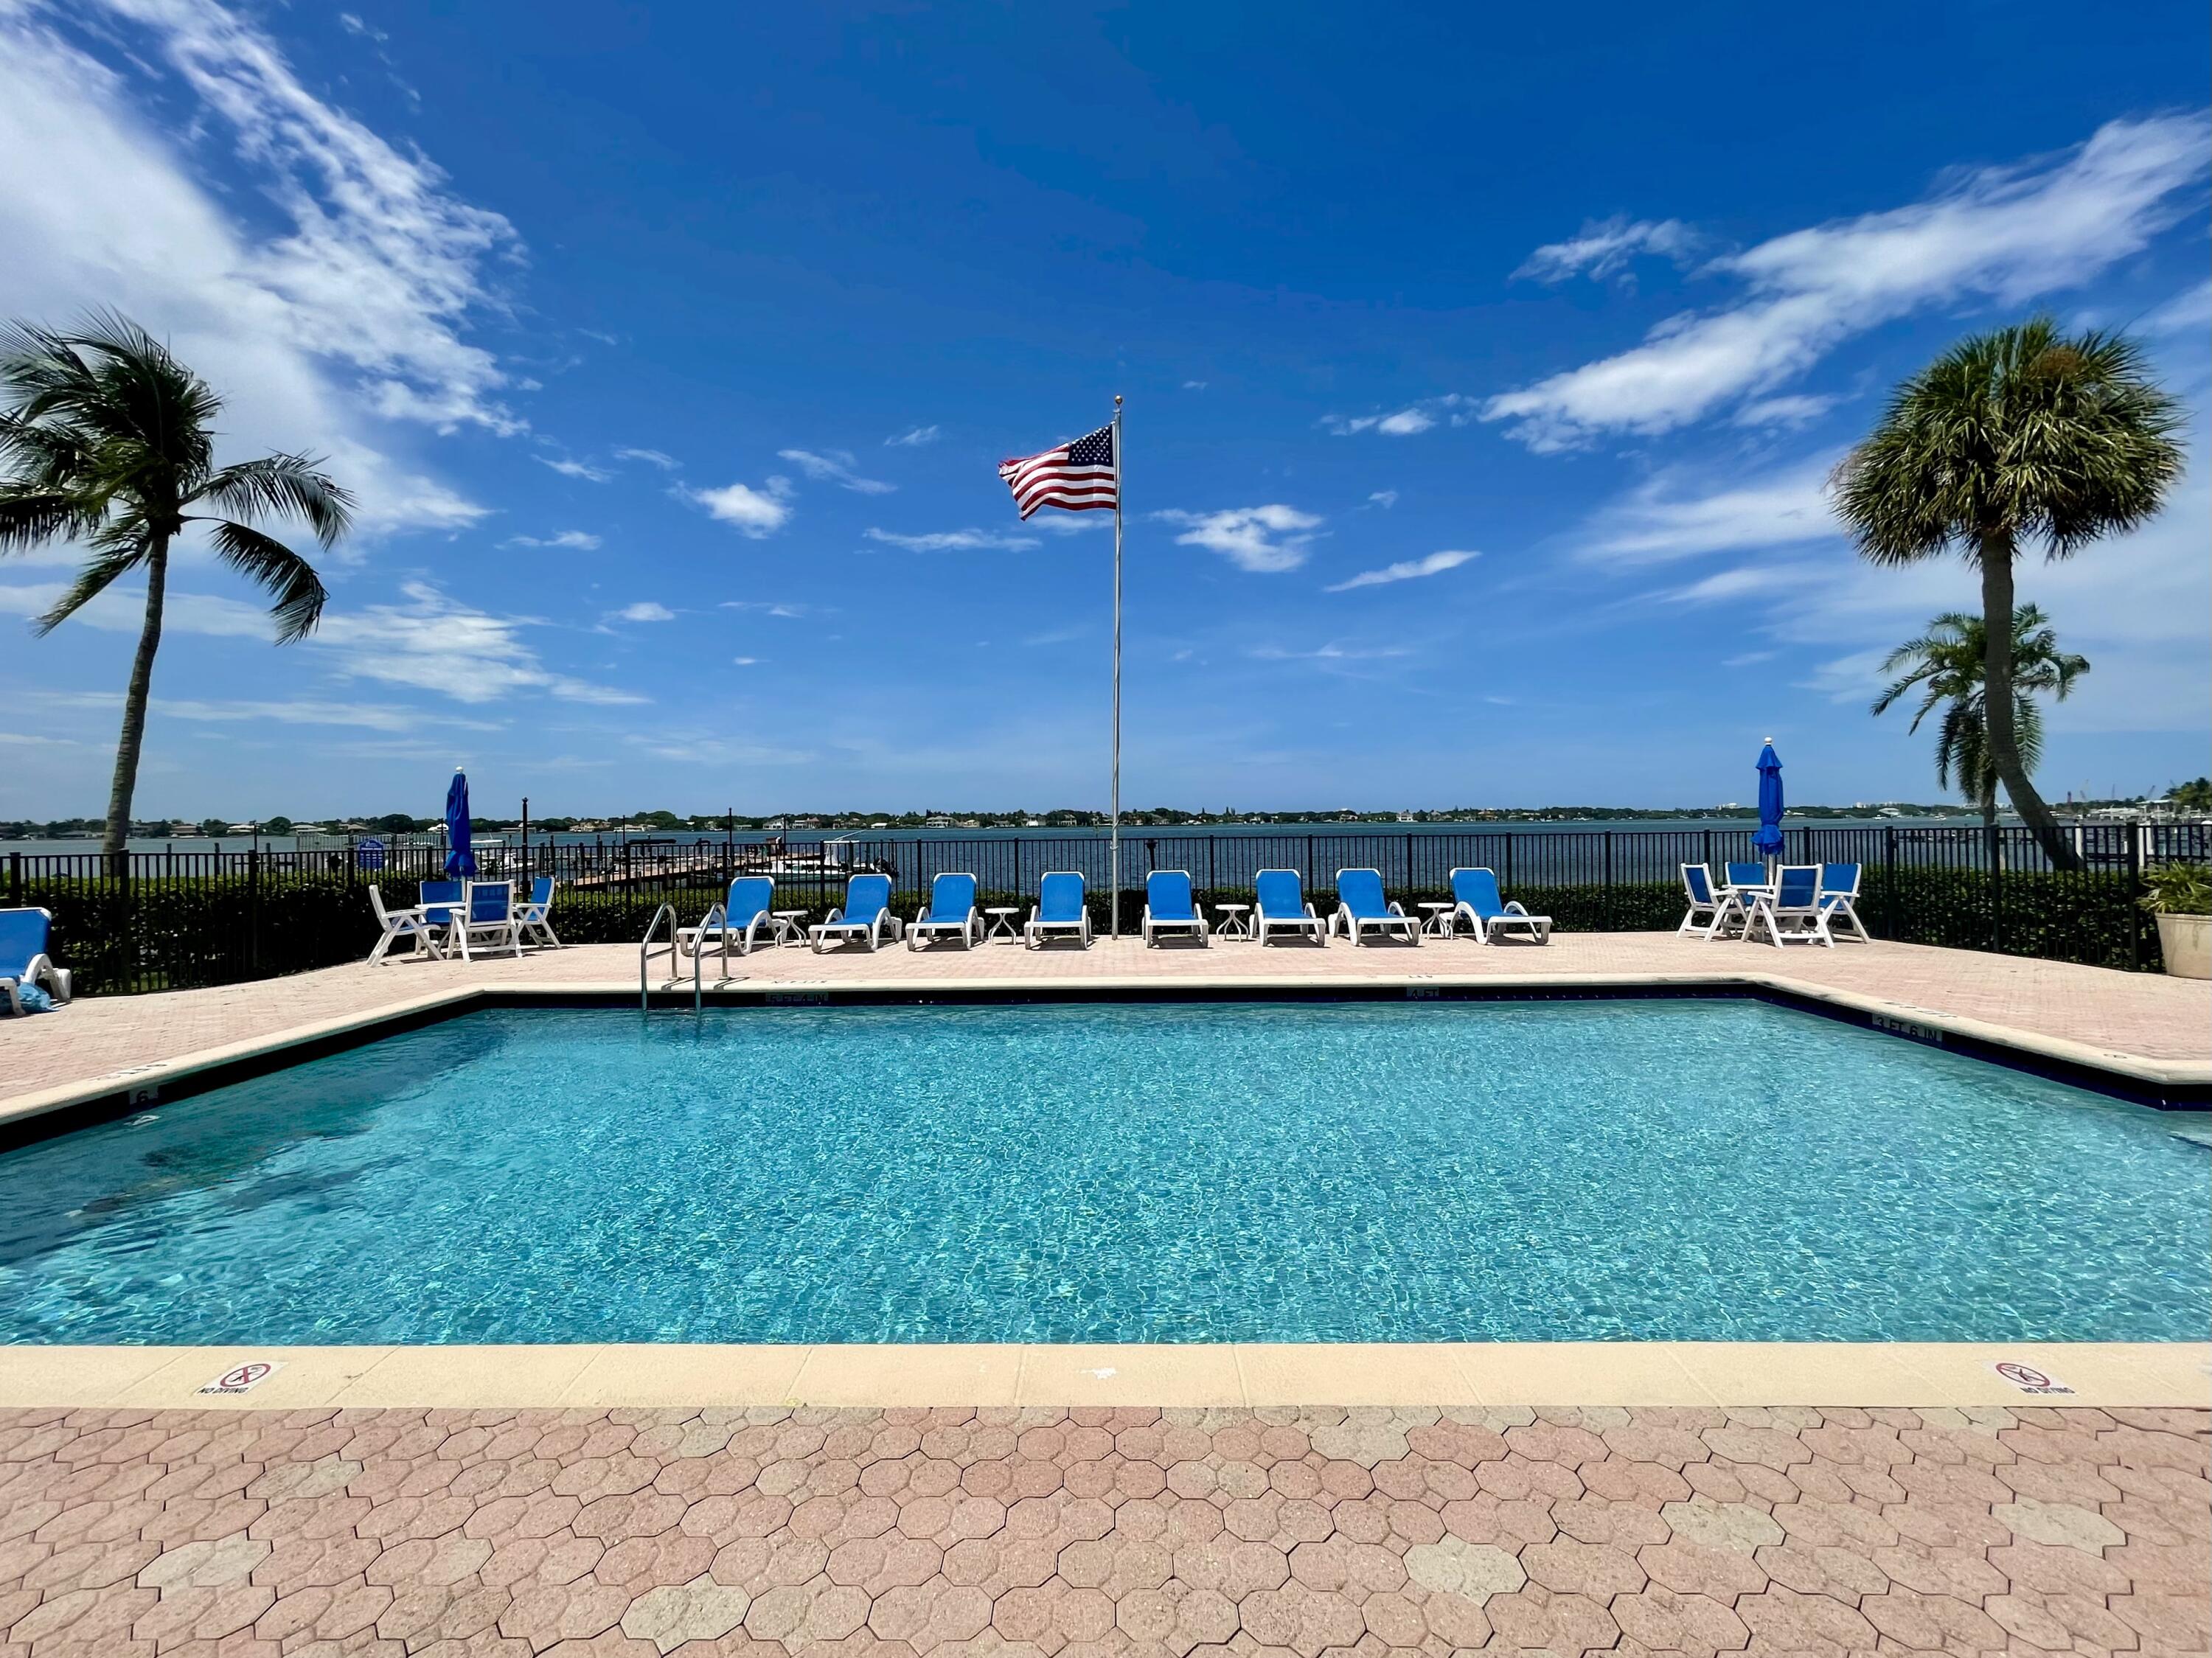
(1, 0), (2206, 820)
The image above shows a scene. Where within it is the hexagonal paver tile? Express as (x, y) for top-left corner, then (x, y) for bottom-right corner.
(619, 1572), (753, 1654)
(1400, 1536), (1524, 1604)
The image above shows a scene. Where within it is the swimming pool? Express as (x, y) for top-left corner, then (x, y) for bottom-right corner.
(1, 1000), (2202, 1345)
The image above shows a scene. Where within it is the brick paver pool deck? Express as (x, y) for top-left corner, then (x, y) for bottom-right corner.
(3, 1402), (2206, 1657)
(3, 938), (2206, 1654)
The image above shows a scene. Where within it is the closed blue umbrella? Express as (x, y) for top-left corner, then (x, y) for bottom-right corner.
(1753, 739), (1785, 859)
(444, 768), (476, 877)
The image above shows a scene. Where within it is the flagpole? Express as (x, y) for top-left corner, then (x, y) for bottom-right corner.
(1110, 394), (1123, 941)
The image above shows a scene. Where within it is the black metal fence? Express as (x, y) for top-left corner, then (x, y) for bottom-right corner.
(6, 822), (2204, 996)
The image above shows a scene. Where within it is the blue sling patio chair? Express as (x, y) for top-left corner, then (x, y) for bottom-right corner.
(1331, 868), (1422, 945)
(418, 879), (465, 951)
(1025, 871), (1091, 948)
(1818, 863), (1871, 941)
(1141, 870), (1208, 947)
(908, 873), (982, 950)
(810, 873), (901, 952)
(455, 880), (522, 961)
(1448, 867), (1552, 944)
(514, 876), (563, 949)
(1745, 864), (1834, 948)
(1678, 863), (1734, 939)
(1253, 868), (1326, 946)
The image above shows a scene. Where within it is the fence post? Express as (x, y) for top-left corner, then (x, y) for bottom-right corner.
(1986, 822), (2003, 954)
(1306, 834), (1315, 885)
(247, 847), (262, 978)
(1882, 826), (1897, 940)
(6, 850), (15, 907)
(1206, 836), (1215, 900)
(2126, 820), (2143, 972)
(1602, 832), (1613, 930)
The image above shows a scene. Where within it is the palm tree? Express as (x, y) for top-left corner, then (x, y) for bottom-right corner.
(1832, 316), (2182, 871)
(1873, 606), (2089, 829)
(0, 314), (352, 857)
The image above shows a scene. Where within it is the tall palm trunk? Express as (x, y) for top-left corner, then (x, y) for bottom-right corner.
(101, 536), (166, 860)
(1977, 534), (2080, 871)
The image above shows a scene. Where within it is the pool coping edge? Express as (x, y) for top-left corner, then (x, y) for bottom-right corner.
(3, 1340), (2205, 1412)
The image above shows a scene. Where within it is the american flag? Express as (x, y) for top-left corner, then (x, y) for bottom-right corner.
(998, 421), (1117, 519)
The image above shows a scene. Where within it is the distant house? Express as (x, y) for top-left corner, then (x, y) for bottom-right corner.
(924, 815), (952, 828)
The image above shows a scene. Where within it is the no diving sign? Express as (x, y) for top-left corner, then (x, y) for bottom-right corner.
(199, 1361), (282, 1396)
(1992, 1361), (2073, 1396)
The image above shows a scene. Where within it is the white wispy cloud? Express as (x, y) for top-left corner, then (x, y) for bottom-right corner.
(1247, 643), (1413, 662)
(311, 582), (646, 705)
(614, 446), (679, 470)
(884, 425), (941, 447)
(1484, 115), (2209, 450)
(0, 0), (509, 532)
(500, 529), (602, 550)
(2141, 278), (2212, 337)
(1325, 549), (1479, 593)
(535, 456), (611, 482)
(1182, 380), (1208, 391)
(719, 600), (815, 618)
(863, 526), (1040, 552)
(1366, 490), (1399, 509)
(689, 477), (794, 537)
(1325, 395), (1475, 437)
(1513, 215), (1699, 283)
(1157, 506), (1324, 573)
(778, 448), (895, 494)
(1733, 393), (1840, 428)
(1579, 457), (1840, 565)
(3, 577), (644, 706)
(612, 601), (675, 622)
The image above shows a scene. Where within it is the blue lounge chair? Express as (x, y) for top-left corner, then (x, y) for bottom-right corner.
(812, 873), (901, 952)
(456, 880), (522, 961)
(515, 876), (563, 949)
(368, 884), (447, 965)
(1745, 865), (1832, 947)
(1448, 867), (1551, 944)
(1819, 863), (1870, 941)
(1025, 871), (1091, 947)
(1141, 871), (1208, 947)
(1332, 868), (1421, 945)
(679, 876), (780, 967)
(909, 873), (981, 950)
(1253, 868), (1325, 945)
(0, 908), (71, 1013)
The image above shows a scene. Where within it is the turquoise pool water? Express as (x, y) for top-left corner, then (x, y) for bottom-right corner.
(0, 1000), (2202, 1345)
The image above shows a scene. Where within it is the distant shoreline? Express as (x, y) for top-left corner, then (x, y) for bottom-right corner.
(0, 813), (2129, 859)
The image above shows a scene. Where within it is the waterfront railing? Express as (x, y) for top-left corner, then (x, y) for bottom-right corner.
(3, 821), (2201, 995)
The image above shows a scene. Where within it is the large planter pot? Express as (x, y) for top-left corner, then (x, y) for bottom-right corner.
(2156, 911), (2211, 979)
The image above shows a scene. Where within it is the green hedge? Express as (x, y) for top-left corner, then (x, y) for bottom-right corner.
(18, 862), (2158, 996)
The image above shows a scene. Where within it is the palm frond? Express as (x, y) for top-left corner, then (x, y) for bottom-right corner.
(0, 485), (100, 553)
(193, 454), (355, 547)
(30, 537), (146, 635)
(204, 519), (329, 642)
(1833, 315), (2185, 571)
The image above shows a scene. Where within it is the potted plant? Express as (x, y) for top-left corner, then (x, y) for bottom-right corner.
(2140, 863), (2211, 979)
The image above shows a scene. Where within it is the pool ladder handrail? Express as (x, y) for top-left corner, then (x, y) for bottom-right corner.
(637, 902), (703, 1014)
